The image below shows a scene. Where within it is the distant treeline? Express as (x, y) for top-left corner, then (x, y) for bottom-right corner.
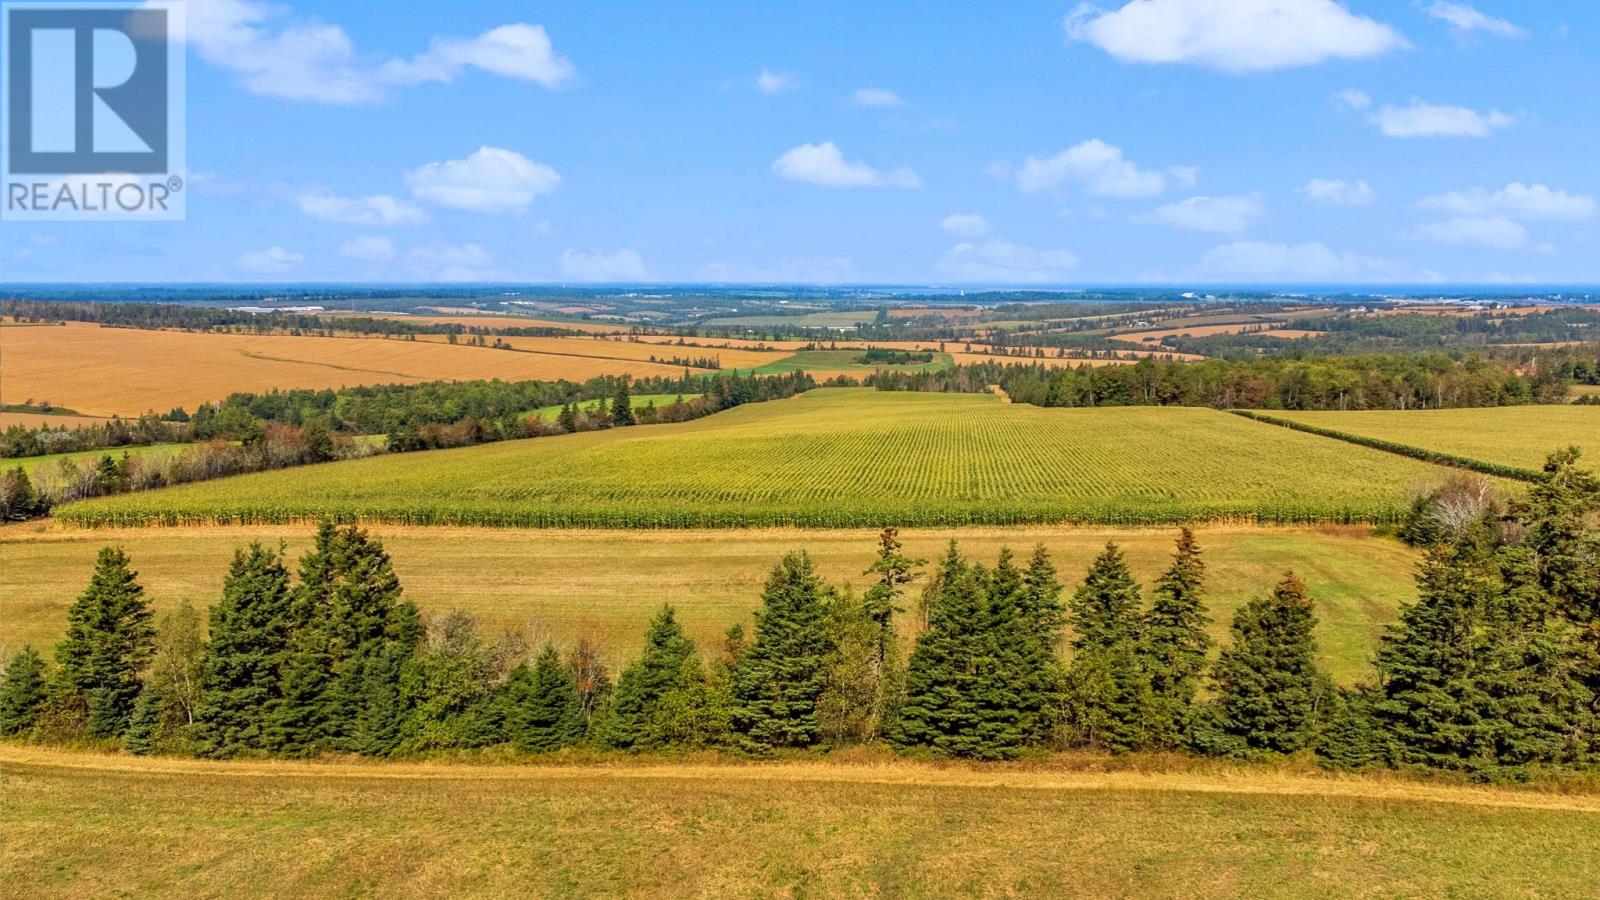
(871, 354), (1568, 410)
(0, 300), (607, 338)
(4, 450), (1597, 781)
(1173, 308), (1600, 357)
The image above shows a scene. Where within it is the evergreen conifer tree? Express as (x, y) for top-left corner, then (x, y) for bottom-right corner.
(612, 377), (635, 426)
(892, 543), (1025, 759)
(0, 647), (48, 735)
(733, 551), (836, 749)
(504, 643), (584, 752)
(1065, 543), (1149, 750)
(54, 547), (155, 737)
(267, 522), (420, 755)
(596, 604), (696, 749)
(1139, 529), (1212, 748)
(196, 543), (295, 756)
(1195, 573), (1322, 757)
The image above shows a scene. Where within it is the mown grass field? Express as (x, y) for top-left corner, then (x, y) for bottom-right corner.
(0, 322), (704, 417)
(0, 521), (1416, 681)
(55, 390), (1482, 529)
(8, 443), (190, 477)
(6, 747), (1598, 898)
(527, 393), (706, 421)
(741, 349), (954, 376)
(1270, 406), (1600, 470)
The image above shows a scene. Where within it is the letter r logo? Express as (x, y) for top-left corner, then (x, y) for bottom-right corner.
(6, 6), (168, 174)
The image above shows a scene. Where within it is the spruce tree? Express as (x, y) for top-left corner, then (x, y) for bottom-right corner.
(504, 643), (584, 752)
(1196, 573), (1322, 757)
(0, 647), (48, 735)
(892, 543), (1024, 759)
(596, 604), (696, 749)
(733, 551), (836, 749)
(196, 543), (295, 757)
(1014, 545), (1066, 742)
(612, 377), (635, 426)
(1065, 543), (1149, 750)
(557, 402), (578, 433)
(54, 547), (155, 737)
(1139, 529), (1212, 748)
(267, 522), (420, 755)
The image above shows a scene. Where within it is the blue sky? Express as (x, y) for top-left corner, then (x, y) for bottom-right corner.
(4, 0), (1598, 285)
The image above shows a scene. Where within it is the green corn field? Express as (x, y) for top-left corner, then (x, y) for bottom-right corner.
(56, 389), (1495, 529)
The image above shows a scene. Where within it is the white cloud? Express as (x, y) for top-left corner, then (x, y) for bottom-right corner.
(1201, 241), (1427, 281)
(1424, 2), (1527, 38)
(1064, 0), (1406, 73)
(1334, 88), (1372, 110)
(559, 249), (649, 282)
(1419, 183), (1595, 220)
(1141, 193), (1264, 233)
(771, 142), (921, 189)
(756, 68), (799, 93)
(405, 147), (560, 214)
(850, 87), (903, 107)
(296, 191), (426, 225)
(938, 240), (1080, 283)
(940, 213), (992, 237)
(1374, 101), (1515, 138)
(238, 246), (303, 273)
(379, 24), (576, 88)
(337, 235), (396, 262)
(181, 1), (575, 104)
(1299, 178), (1374, 206)
(1406, 217), (1527, 249)
(1016, 139), (1169, 198)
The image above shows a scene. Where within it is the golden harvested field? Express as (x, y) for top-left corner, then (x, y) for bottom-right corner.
(1113, 322), (1282, 344)
(1270, 406), (1600, 471)
(6, 746), (1599, 898)
(0, 323), (699, 417)
(361, 312), (632, 334)
(1258, 329), (1325, 339)
(0, 411), (113, 429)
(0, 521), (1417, 682)
(479, 334), (782, 370)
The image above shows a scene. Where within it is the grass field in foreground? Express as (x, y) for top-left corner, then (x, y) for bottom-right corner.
(0, 522), (1416, 682)
(6, 747), (1598, 898)
(1269, 406), (1600, 471)
(56, 390), (1474, 529)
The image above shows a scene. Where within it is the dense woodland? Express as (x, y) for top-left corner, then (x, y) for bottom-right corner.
(873, 354), (1569, 409)
(3, 449), (1595, 780)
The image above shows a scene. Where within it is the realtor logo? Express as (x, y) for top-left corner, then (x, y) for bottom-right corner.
(2, 2), (186, 220)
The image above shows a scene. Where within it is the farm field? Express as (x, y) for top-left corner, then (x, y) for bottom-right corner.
(740, 349), (954, 376)
(6, 746), (1598, 898)
(356, 312), (631, 334)
(527, 393), (705, 421)
(0, 323), (701, 417)
(476, 334), (781, 370)
(1269, 406), (1600, 471)
(8, 442), (189, 478)
(0, 521), (1417, 682)
(0, 411), (114, 430)
(52, 389), (1478, 529)
(702, 310), (879, 328)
